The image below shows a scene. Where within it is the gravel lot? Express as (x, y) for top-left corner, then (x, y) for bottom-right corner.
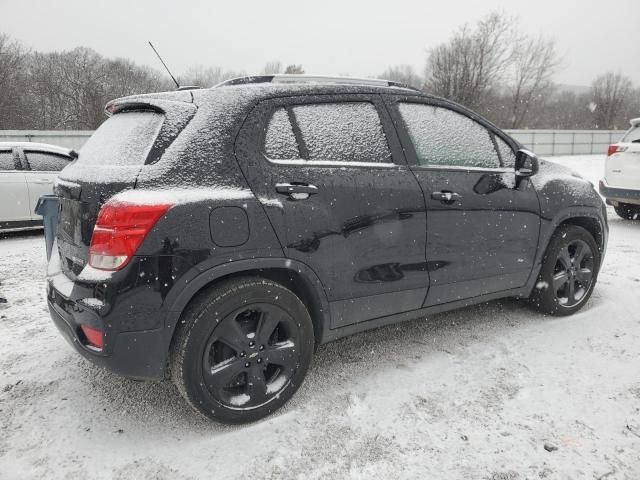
(1, 155), (639, 479)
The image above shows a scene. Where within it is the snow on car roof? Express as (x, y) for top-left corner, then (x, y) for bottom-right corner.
(0, 142), (75, 157)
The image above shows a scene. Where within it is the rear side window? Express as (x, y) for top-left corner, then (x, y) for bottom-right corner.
(398, 103), (500, 169)
(25, 151), (70, 171)
(0, 150), (15, 170)
(264, 108), (299, 159)
(263, 102), (392, 164)
(622, 125), (640, 143)
(78, 111), (163, 166)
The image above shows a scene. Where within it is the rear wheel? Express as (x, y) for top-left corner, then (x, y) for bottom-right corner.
(170, 277), (314, 424)
(530, 225), (600, 316)
(613, 203), (640, 220)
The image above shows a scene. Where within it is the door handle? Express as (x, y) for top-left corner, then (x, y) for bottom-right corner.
(431, 191), (461, 204)
(275, 183), (318, 200)
(34, 179), (53, 184)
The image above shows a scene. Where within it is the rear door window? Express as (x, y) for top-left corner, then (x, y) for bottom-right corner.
(264, 102), (392, 164)
(398, 102), (500, 169)
(78, 111), (164, 166)
(24, 151), (70, 171)
(0, 150), (15, 170)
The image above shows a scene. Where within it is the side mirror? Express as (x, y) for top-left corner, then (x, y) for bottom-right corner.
(515, 149), (539, 178)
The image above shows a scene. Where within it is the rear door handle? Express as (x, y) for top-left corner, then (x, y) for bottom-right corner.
(275, 183), (318, 200)
(34, 179), (53, 184)
(431, 191), (461, 204)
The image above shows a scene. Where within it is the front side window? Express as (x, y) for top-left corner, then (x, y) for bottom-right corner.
(0, 150), (15, 171)
(263, 102), (392, 164)
(398, 103), (500, 169)
(494, 136), (516, 168)
(25, 151), (70, 172)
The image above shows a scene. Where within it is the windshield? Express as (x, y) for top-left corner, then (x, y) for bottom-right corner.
(78, 111), (163, 165)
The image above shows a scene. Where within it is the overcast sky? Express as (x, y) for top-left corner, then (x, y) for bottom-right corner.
(3, 0), (639, 86)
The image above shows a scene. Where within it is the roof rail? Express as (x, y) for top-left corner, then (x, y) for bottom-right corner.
(214, 74), (422, 92)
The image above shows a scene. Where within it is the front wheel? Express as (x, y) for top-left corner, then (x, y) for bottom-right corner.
(530, 225), (600, 316)
(614, 203), (640, 220)
(170, 277), (314, 424)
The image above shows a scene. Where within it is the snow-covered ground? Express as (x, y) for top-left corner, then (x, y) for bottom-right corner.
(1, 155), (639, 479)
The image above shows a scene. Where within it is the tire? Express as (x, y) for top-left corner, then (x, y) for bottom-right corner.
(614, 203), (640, 220)
(530, 225), (600, 316)
(170, 276), (314, 424)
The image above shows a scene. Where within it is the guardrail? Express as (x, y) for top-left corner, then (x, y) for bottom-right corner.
(0, 129), (628, 156)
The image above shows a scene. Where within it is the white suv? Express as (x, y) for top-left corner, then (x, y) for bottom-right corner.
(600, 118), (640, 220)
(0, 142), (75, 231)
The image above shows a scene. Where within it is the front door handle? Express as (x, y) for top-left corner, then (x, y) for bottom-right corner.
(34, 179), (53, 184)
(431, 191), (461, 205)
(275, 183), (318, 200)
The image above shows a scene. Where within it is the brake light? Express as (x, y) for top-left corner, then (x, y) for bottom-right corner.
(607, 144), (628, 156)
(80, 325), (103, 349)
(88, 200), (173, 271)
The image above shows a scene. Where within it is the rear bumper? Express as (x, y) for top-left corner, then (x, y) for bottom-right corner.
(47, 271), (167, 381)
(599, 179), (640, 206)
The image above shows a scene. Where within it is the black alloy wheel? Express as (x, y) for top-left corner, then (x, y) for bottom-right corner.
(202, 303), (300, 410)
(531, 225), (600, 316)
(551, 239), (595, 308)
(171, 277), (314, 423)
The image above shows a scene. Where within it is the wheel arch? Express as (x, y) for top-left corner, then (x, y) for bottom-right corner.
(163, 258), (332, 357)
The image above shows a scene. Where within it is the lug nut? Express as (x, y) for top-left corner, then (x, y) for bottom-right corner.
(240, 352), (246, 357)
(257, 358), (262, 364)
(259, 345), (264, 351)
(244, 362), (250, 368)
(249, 341), (255, 347)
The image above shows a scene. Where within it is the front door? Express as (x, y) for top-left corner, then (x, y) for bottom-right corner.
(236, 94), (428, 328)
(385, 96), (541, 306)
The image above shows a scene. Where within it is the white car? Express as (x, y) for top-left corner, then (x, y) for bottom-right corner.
(599, 118), (640, 220)
(0, 142), (75, 231)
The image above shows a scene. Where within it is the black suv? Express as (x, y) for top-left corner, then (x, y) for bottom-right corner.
(47, 75), (608, 423)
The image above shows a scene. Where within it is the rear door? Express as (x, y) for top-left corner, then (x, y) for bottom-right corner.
(0, 148), (31, 225)
(20, 149), (71, 220)
(385, 95), (541, 305)
(236, 94), (428, 328)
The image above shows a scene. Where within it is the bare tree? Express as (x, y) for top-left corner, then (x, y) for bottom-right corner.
(590, 72), (633, 129)
(507, 37), (560, 128)
(0, 33), (29, 129)
(284, 64), (305, 74)
(180, 65), (243, 87)
(262, 61), (283, 74)
(379, 65), (422, 89)
(424, 12), (513, 109)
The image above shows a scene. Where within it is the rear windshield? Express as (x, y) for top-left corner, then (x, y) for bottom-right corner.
(78, 111), (164, 165)
(622, 125), (640, 143)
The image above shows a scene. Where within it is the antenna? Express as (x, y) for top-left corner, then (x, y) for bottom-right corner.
(148, 41), (180, 89)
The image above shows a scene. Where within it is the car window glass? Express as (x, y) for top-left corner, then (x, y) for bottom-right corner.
(292, 102), (392, 163)
(25, 151), (70, 171)
(622, 125), (640, 143)
(398, 102), (500, 168)
(264, 108), (300, 159)
(495, 136), (516, 168)
(0, 151), (14, 170)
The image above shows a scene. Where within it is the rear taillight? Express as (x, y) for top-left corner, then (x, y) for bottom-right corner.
(80, 325), (103, 350)
(607, 144), (628, 156)
(88, 200), (173, 271)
